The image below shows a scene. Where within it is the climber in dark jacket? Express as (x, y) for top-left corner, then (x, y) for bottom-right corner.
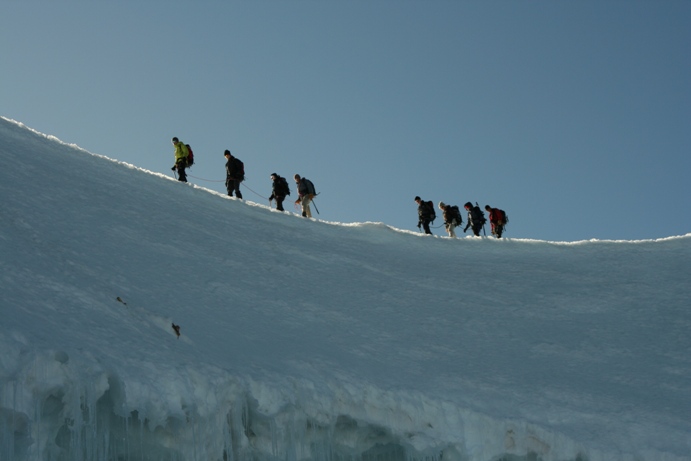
(224, 150), (244, 199)
(269, 173), (290, 211)
(463, 202), (486, 236)
(415, 196), (435, 235)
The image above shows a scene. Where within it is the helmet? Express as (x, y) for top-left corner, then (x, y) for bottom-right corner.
(438, 201), (446, 208)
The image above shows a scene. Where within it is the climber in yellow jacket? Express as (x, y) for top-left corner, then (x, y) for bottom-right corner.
(171, 137), (189, 182)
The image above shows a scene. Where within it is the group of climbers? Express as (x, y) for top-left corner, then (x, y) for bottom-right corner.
(267, 173), (317, 217)
(172, 137), (508, 234)
(415, 197), (508, 239)
(171, 137), (317, 218)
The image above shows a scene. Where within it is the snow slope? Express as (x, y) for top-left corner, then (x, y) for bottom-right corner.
(1, 116), (689, 461)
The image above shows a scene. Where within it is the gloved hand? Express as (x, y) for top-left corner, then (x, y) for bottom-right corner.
(171, 165), (176, 171)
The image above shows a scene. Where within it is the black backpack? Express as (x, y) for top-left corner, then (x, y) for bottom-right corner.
(234, 158), (245, 180)
(277, 177), (290, 196)
(426, 201), (436, 222)
(471, 205), (486, 226)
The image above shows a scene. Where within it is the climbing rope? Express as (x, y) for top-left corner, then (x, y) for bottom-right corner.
(185, 174), (270, 201)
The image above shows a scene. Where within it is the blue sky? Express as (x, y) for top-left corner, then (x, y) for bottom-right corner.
(2, 1), (690, 241)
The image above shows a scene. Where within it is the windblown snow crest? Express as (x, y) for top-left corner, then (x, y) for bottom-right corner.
(1, 117), (690, 461)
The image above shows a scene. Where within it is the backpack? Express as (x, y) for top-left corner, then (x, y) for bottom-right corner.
(185, 144), (194, 167)
(471, 205), (486, 226)
(498, 209), (508, 225)
(234, 158), (245, 180)
(304, 178), (316, 196)
(450, 205), (462, 227)
(277, 176), (290, 196)
(426, 201), (436, 222)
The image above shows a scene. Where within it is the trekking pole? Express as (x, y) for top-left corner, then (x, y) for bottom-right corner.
(311, 198), (320, 215)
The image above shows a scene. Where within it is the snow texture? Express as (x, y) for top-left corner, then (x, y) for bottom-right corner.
(0, 116), (690, 461)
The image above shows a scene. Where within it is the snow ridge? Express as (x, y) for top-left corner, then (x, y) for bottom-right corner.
(1, 117), (690, 461)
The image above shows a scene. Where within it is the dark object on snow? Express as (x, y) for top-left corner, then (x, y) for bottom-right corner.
(172, 323), (181, 338)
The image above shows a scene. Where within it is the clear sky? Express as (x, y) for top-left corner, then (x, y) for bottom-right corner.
(2, 0), (690, 241)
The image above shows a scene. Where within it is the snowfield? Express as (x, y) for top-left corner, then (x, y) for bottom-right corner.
(1, 116), (690, 461)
